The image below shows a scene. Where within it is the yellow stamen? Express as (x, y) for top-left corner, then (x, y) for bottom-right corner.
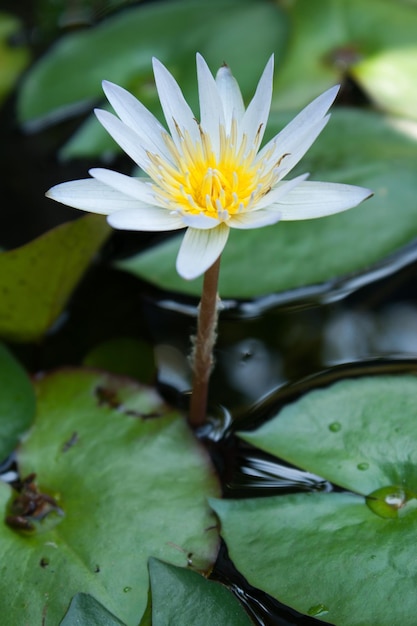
(148, 122), (283, 221)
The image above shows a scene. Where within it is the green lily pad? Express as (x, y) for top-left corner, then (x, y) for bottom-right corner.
(0, 342), (35, 459)
(0, 12), (30, 104)
(117, 108), (417, 298)
(240, 375), (417, 495)
(352, 46), (417, 121)
(1, 369), (220, 625)
(211, 491), (417, 626)
(17, 0), (287, 159)
(60, 593), (126, 626)
(208, 375), (417, 624)
(0, 215), (111, 342)
(143, 558), (253, 625)
(270, 0), (417, 112)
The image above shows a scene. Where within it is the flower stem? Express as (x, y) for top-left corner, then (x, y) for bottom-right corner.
(188, 255), (221, 428)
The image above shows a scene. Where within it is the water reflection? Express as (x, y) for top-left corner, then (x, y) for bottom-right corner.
(226, 450), (332, 497)
(143, 248), (417, 417)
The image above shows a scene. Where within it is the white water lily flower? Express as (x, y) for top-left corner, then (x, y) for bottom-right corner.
(46, 54), (371, 280)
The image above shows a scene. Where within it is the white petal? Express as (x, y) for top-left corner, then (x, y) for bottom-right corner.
(176, 224), (229, 280)
(228, 209), (281, 230)
(258, 114), (330, 183)
(215, 64), (245, 132)
(102, 81), (173, 163)
(241, 55), (274, 150)
(196, 53), (224, 156)
(46, 179), (142, 214)
(255, 173), (309, 210)
(258, 85), (339, 174)
(108, 206), (185, 231)
(275, 85), (339, 151)
(277, 116), (331, 179)
(89, 168), (161, 207)
(180, 212), (220, 229)
(152, 57), (199, 146)
(277, 181), (373, 220)
(95, 109), (151, 171)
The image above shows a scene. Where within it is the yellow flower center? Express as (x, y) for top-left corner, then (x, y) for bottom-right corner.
(146, 120), (279, 221)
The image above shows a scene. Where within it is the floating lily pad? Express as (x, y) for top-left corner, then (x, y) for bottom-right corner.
(1, 370), (220, 625)
(17, 0), (287, 159)
(211, 491), (417, 626)
(117, 108), (417, 298)
(352, 46), (417, 121)
(209, 375), (417, 625)
(270, 0), (417, 112)
(142, 558), (253, 625)
(0, 215), (110, 342)
(0, 342), (35, 460)
(240, 375), (417, 495)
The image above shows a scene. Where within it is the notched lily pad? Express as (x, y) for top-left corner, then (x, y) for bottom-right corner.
(212, 374), (417, 625)
(0, 369), (220, 625)
(0, 215), (111, 342)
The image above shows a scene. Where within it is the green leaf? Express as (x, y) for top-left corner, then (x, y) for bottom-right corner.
(0, 12), (30, 104)
(60, 593), (126, 626)
(0, 343), (35, 459)
(116, 108), (417, 298)
(1, 370), (220, 625)
(240, 375), (417, 495)
(146, 558), (253, 626)
(17, 0), (287, 157)
(270, 0), (417, 112)
(352, 46), (417, 120)
(60, 0), (287, 160)
(0, 215), (111, 342)
(209, 375), (417, 624)
(211, 491), (417, 626)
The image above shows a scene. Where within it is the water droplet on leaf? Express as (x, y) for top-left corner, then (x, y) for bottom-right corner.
(328, 421), (342, 432)
(307, 603), (329, 616)
(357, 462), (369, 471)
(366, 485), (416, 519)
